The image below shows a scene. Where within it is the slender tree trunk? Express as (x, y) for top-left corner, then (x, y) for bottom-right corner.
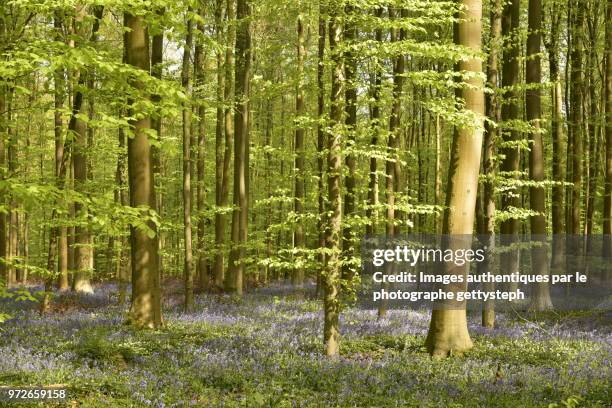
(545, 2), (565, 268)
(526, 0), (552, 311)
(366, 6), (383, 237)
(116, 27), (129, 304)
(604, 0), (612, 258)
(218, 0), (235, 290)
(263, 90), (273, 285)
(226, 0), (251, 295)
(214, 0), (226, 288)
(124, 12), (162, 328)
(585, 7), (600, 241)
(480, 0), (501, 328)
(316, 2), (327, 298)
(151, 8), (165, 281)
(116, 124), (128, 304)
(195, 8), (208, 290)
(499, 0), (521, 293)
(0, 81), (6, 286)
(54, 14), (69, 291)
(7, 87), (16, 286)
(324, 0), (343, 357)
(569, 1), (585, 235)
(182, 8), (195, 312)
(379, 7), (405, 319)
(20, 212), (28, 284)
(293, 12), (306, 287)
(434, 114), (442, 234)
(425, 0), (484, 357)
(341, 3), (357, 282)
(72, 6), (104, 294)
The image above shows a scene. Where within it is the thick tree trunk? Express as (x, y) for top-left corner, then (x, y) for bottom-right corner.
(226, 0), (251, 295)
(124, 12), (162, 329)
(425, 0), (484, 357)
(324, 1), (343, 357)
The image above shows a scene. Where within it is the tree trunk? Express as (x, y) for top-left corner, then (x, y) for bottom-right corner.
(480, 0), (501, 328)
(316, 2), (327, 298)
(569, 0), (585, 235)
(218, 0), (235, 290)
(53, 14), (69, 291)
(151, 8), (165, 281)
(604, 0), (612, 258)
(425, 0), (484, 357)
(226, 0), (251, 295)
(293, 12), (306, 287)
(526, 0), (552, 311)
(324, 1), (343, 357)
(116, 124), (128, 304)
(214, 0), (226, 288)
(379, 7), (405, 319)
(124, 12), (162, 329)
(366, 6), (383, 237)
(72, 6), (104, 294)
(341, 3), (357, 282)
(585, 6), (601, 241)
(0, 82), (6, 286)
(7, 87), (17, 287)
(499, 0), (521, 293)
(182, 7), (195, 312)
(545, 2), (565, 268)
(195, 7), (208, 290)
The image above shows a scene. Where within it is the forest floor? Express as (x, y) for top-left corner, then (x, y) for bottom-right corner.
(0, 282), (610, 407)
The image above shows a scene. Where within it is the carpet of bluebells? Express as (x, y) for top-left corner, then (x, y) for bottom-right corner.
(0, 283), (610, 407)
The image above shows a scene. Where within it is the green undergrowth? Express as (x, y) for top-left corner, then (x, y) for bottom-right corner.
(1, 297), (610, 407)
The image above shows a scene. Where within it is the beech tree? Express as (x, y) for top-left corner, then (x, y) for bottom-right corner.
(124, 11), (162, 328)
(323, 0), (343, 357)
(424, 0), (484, 357)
